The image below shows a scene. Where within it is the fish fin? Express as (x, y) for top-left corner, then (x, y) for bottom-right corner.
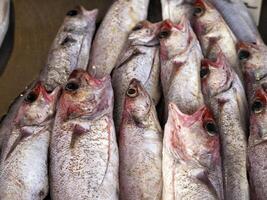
(70, 124), (87, 148)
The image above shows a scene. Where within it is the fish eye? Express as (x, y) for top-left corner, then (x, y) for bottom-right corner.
(200, 66), (210, 79)
(238, 50), (250, 61)
(132, 23), (143, 31)
(127, 87), (138, 98)
(65, 81), (80, 92)
(158, 29), (171, 39)
(251, 99), (264, 114)
(204, 121), (217, 135)
(66, 9), (78, 17)
(24, 91), (38, 103)
(193, 6), (205, 17)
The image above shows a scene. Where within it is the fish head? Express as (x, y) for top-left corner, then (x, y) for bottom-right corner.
(201, 51), (233, 97)
(64, 6), (98, 31)
(158, 18), (193, 60)
(192, 0), (219, 36)
(123, 79), (151, 122)
(237, 41), (267, 83)
(59, 69), (113, 120)
(165, 103), (220, 168)
(14, 82), (60, 126)
(129, 20), (160, 46)
(250, 83), (267, 145)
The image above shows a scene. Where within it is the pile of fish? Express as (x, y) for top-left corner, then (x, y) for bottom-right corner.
(0, 0), (266, 199)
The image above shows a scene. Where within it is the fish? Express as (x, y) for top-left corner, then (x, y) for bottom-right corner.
(50, 69), (119, 200)
(119, 79), (162, 200)
(209, 0), (262, 43)
(201, 51), (249, 200)
(158, 18), (204, 116)
(162, 103), (223, 200)
(0, 83), (60, 200)
(112, 20), (161, 131)
(236, 41), (267, 102)
(247, 82), (267, 200)
(192, 0), (243, 79)
(0, 0), (9, 47)
(89, 0), (150, 78)
(161, 0), (193, 22)
(40, 6), (98, 92)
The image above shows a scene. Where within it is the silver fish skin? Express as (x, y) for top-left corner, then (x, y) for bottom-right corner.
(40, 6), (98, 91)
(162, 103), (223, 200)
(50, 69), (119, 200)
(0, 0), (9, 47)
(0, 83), (59, 200)
(119, 79), (162, 200)
(112, 20), (161, 131)
(89, 0), (150, 78)
(201, 52), (249, 200)
(161, 0), (193, 22)
(236, 41), (267, 102)
(192, 0), (243, 79)
(247, 82), (267, 200)
(159, 18), (204, 116)
(209, 0), (262, 43)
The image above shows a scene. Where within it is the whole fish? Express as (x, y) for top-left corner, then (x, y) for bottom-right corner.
(40, 6), (98, 91)
(112, 20), (161, 131)
(161, 0), (193, 22)
(201, 51), (249, 200)
(89, 0), (150, 78)
(158, 18), (204, 116)
(192, 0), (243, 79)
(162, 103), (223, 200)
(209, 0), (262, 43)
(50, 69), (119, 200)
(247, 82), (267, 200)
(0, 0), (9, 47)
(119, 79), (162, 200)
(236, 41), (267, 102)
(0, 83), (59, 200)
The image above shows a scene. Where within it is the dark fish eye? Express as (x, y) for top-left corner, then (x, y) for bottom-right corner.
(132, 23), (143, 31)
(251, 99), (264, 114)
(66, 9), (78, 17)
(200, 66), (210, 79)
(204, 121), (217, 135)
(158, 30), (171, 39)
(65, 81), (80, 92)
(193, 6), (204, 17)
(238, 50), (250, 61)
(24, 91), (38, 103)
(127, 87), (138, 98)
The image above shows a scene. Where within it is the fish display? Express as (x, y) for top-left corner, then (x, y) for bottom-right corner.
(201, 51), (249, 200)
(162, 103), (223, 200)
(112, 20), (161, 130)
(89, 0), (150, 78)
(119, 79), (162, 200)
(50, 70), (119, 200)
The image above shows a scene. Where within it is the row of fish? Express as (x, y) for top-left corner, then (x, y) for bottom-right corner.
(0, 0), (266, 199)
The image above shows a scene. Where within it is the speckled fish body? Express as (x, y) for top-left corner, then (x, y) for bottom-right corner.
(112, 20), (161, 131)
(0, 83), (59, 200)
(40, 6), (98, 91)
(0, 0), (9, 47)
(201, 52), (249, 200)
(192, 0), (243, 79)
(119, 79), (162, 200)
(50, 70), (119, 200)
(159, 18), (204, 116)
(89, 0), (150, 78)
(161, 0), (193, 22)
(209, 0), (261, 43)
(162, 103), (223, 200)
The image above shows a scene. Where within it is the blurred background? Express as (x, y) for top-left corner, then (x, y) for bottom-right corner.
(0, 0), (266, 116)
